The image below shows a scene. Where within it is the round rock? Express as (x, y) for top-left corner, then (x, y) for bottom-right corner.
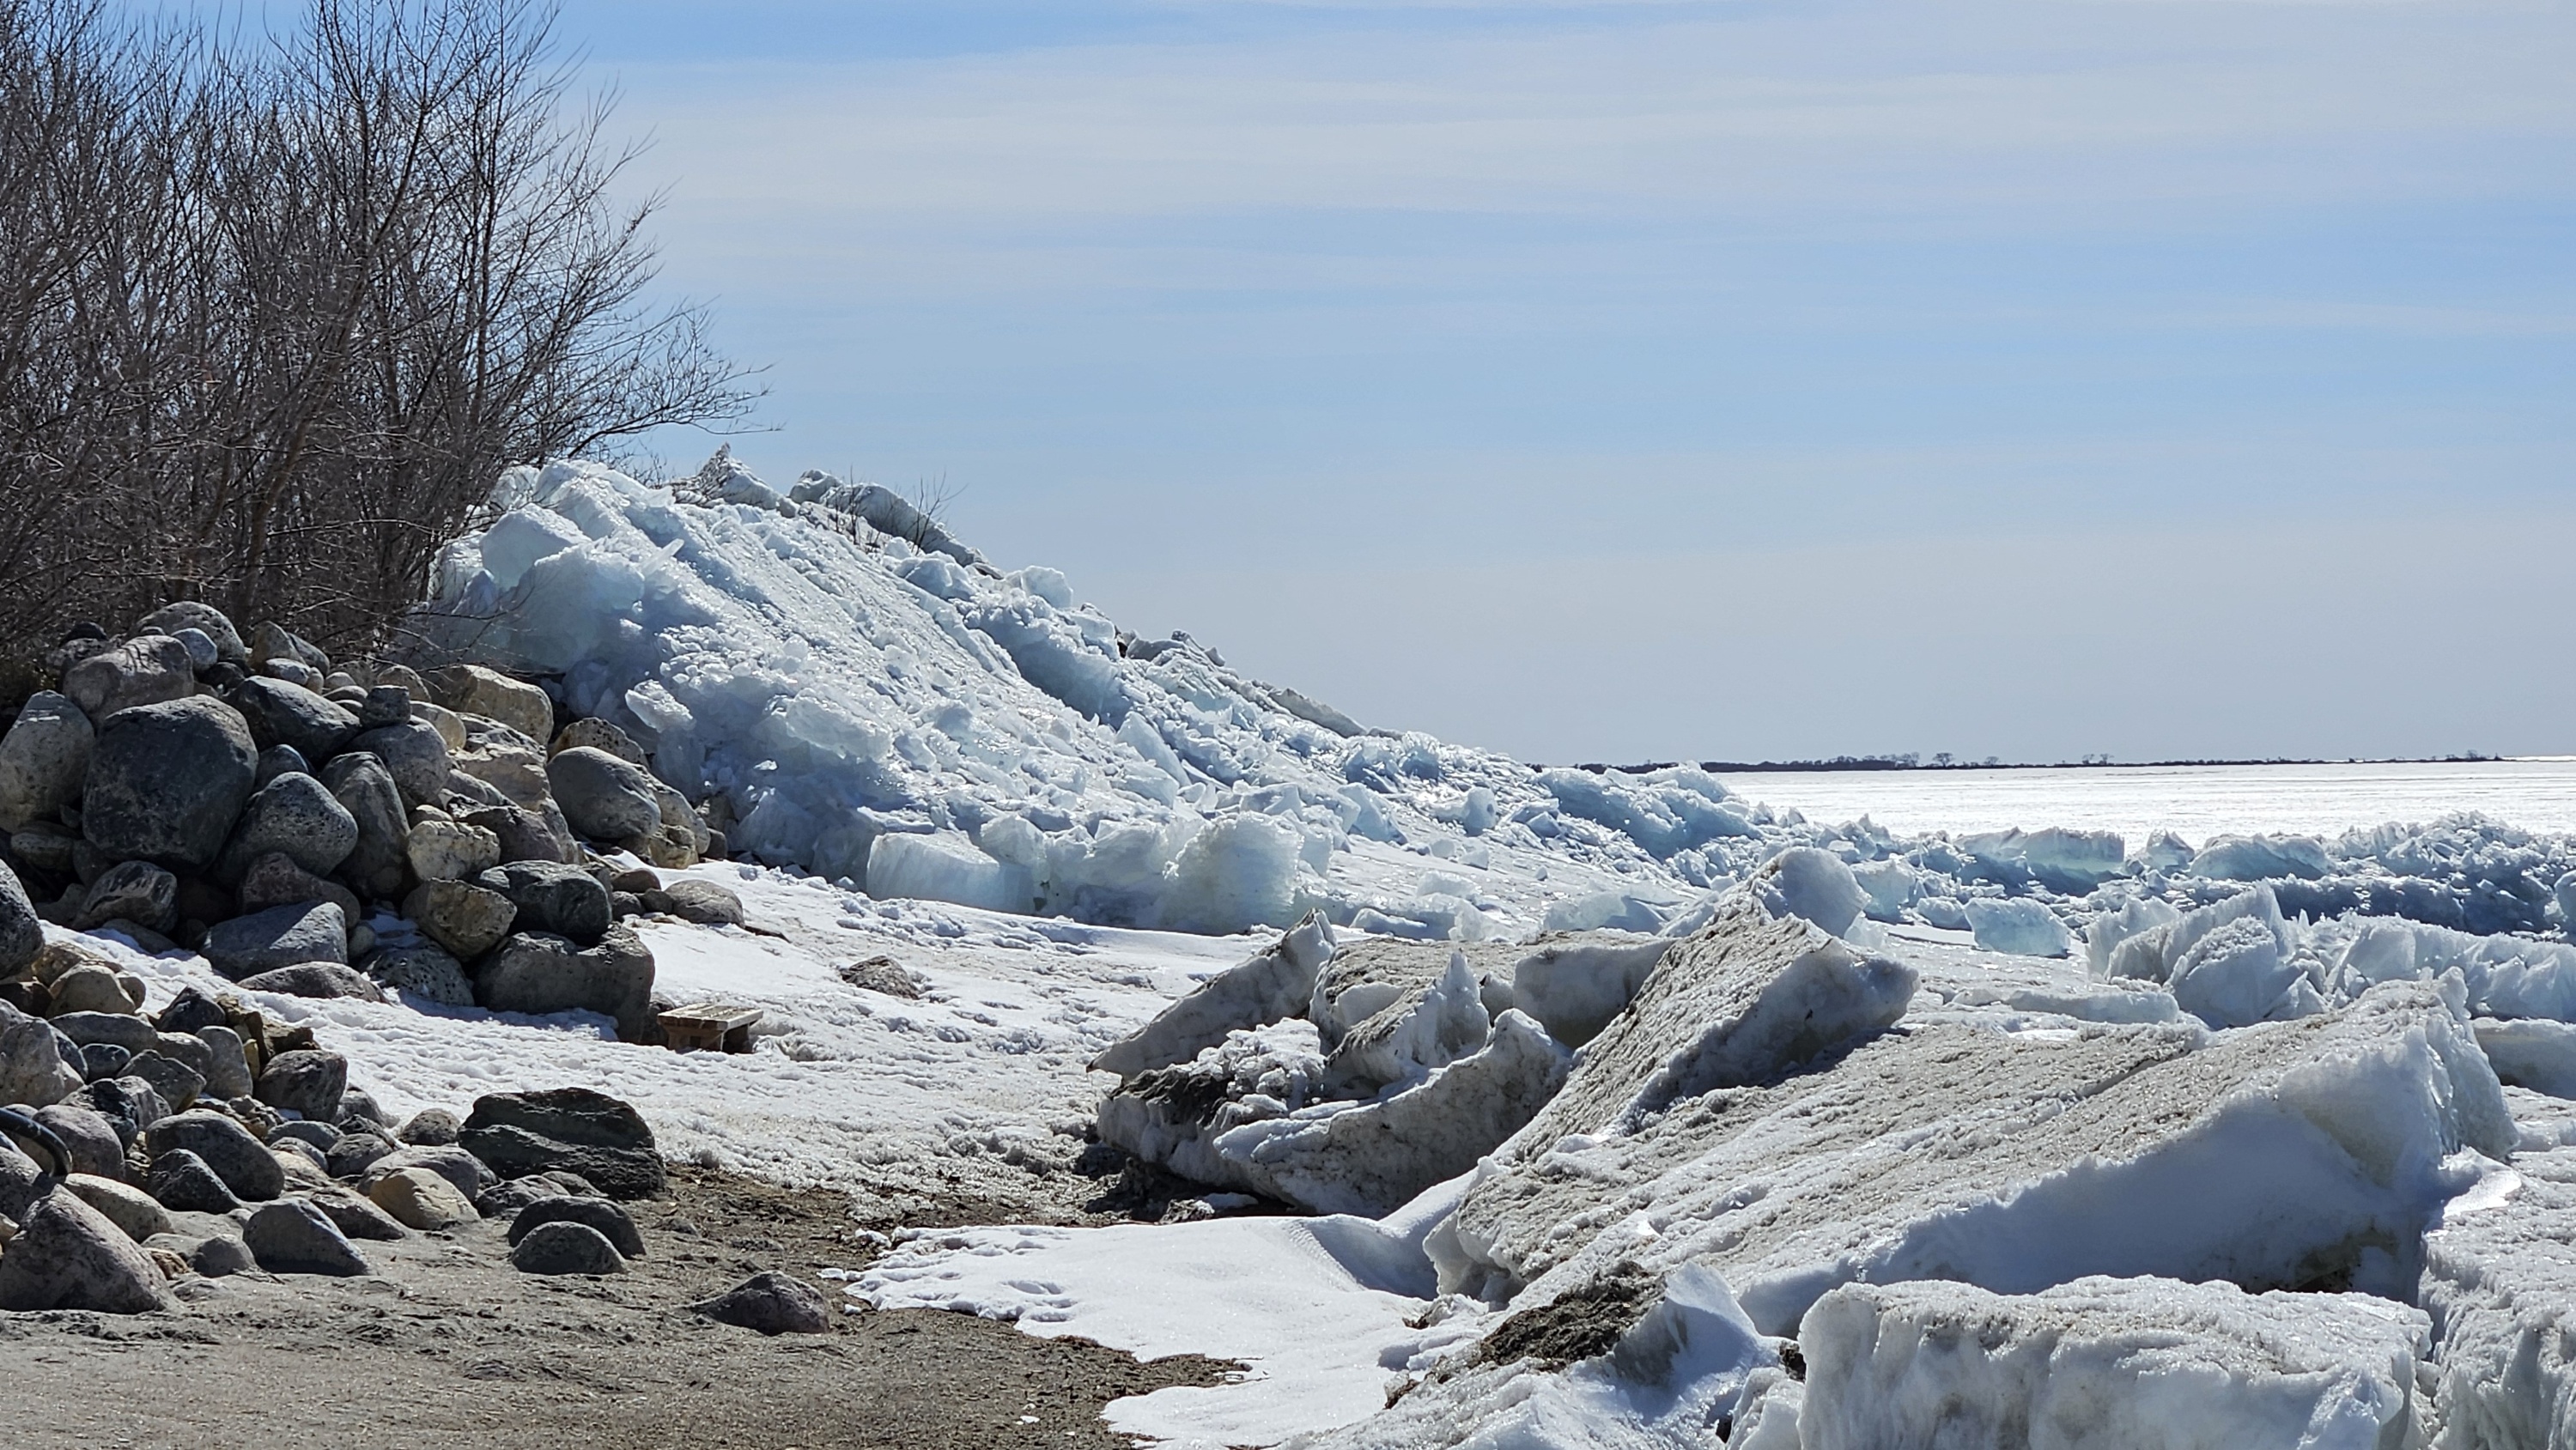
(142, 1112), (277, 1203)
(510, 1219), (625, 1276)
(0, 860), (47, 979)
(225, 677), (358, 766)
(545, 747), (662, 842)
(61, 634), (196, 721)
(137, 602), (246, 664)
(407, 818), (501, 882)
(202, 900), (347, 980)
(81, 695), (258, 871)
(473, 860), (611, 943)
(0, 691), (94, 835)
(34, 1103), (127, 1179)
(368, 1166), (477, 1230)
(0, 1187), (171, 1312)
(688, 1271), (833, 1335)
(347, 719), (453, 807)
(397, 1109), (461, 1146)
(254, 1048), (349, 1122)
(73, 861), (179, 935)
(243, 1198), (370, 1276)
(319, 752), (410, 898)
(219, 771), (359, 881)
(360, 944), (474, 1007)
(507, 1194), (641, 1258)
(146, 1148), (243, 1213)
(64, 1172), (173, 1242)
(402, 879), (517, 960)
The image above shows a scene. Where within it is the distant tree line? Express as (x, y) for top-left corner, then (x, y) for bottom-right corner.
(0, 0), (755, 687)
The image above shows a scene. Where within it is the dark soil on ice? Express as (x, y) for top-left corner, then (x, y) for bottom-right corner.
(0, 1164), (1237, 1449)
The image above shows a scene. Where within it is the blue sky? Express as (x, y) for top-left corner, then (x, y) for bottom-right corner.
(550, 0), (2573, 765)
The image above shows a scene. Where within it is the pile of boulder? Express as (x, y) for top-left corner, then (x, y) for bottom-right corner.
(0, 598), (744, 1040)
(2, 1004), (665, 1313)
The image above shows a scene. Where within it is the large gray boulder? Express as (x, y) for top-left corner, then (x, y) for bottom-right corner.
(217, 770), (359, 883)
(137, 601), (246, 664)
(358, 1144), (493, 1203)
(202, 900), (346, 980)
(474, 860), (611, 944)
(507, 1195), (641, 1258)
(546, 747), (661, 842)
(236, 850), (362, 919)
(194, 1024), (252, 1099)
(512, 1218), (623, 1275)
(226, 676), (359, 766)
(0, 690), (93, 832)
(473, 925), (654, 1040)
(65, 1076), (172, 1146)
(73, 859), (178, 934)
(46, 1010), (156, 1054)
(146, 1147), (242, 1213)
(660, 879), (744, 928)
(60, 634), (195, 720)
(347, 718), (452, 807)
(62, 1171), (173, 1242)
(117, 1050), (204, 1111)
(244, 1197), (370, 1276)
(459, 1087), (665, 1199)
(145, 1109), (284, 1200)
(0, 1186), (171, 1313)
(0, 859), (41, 976)
(319, 751), (409, 898)
(255, 1048), (349, 1121)
(459, 802), (579, 866)
(82, 695), (258, 871)
(0, 998), (82, 1107)
(34, 1103), (127, 1180)
(0, 1138), (45, 1220)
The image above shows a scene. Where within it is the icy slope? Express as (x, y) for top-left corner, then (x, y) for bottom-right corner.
(418, 457), (1686, 938)
(414, 460), (2576, 1025)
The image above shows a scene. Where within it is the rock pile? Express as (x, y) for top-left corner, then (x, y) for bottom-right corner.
(0, 599), (756, 1039)
(3, 1046), (671, 1310)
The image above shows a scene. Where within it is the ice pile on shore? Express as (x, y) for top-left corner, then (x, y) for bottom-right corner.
(414, 458), (2576, 976)
(866, 878), (2567, 1448)
(417, 456), (1699, 939)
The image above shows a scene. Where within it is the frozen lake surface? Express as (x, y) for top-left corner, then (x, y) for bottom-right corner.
(1715, 757), (2576, 843)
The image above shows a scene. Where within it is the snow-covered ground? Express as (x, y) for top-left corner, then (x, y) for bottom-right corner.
(1714, 758), (2576, 844)
(68, 453), (2576, 1449)
(81, 865), (1251, 1208)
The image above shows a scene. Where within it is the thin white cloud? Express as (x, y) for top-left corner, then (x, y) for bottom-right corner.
(608, 0), (2576, 258)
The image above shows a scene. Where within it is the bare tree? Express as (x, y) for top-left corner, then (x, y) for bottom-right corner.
(0, 0), (756, 684)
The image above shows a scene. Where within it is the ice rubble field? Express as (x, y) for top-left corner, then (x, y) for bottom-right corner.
(107, 453), (2576, 1448)
(1715, 759), (2576, 845)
